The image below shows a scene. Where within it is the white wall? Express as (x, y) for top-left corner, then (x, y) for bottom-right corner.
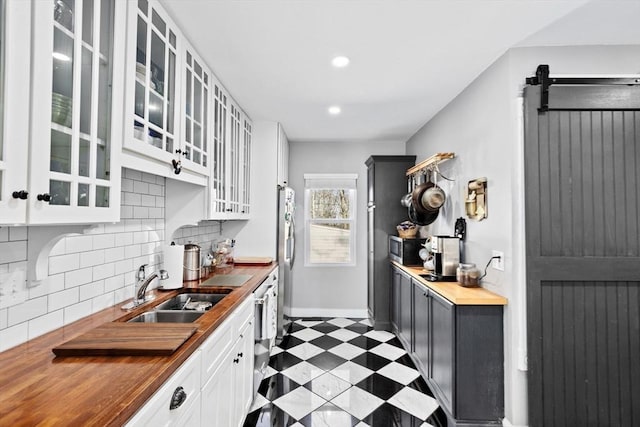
(406, 44), (640, 427)
(287, 140), (405, 317)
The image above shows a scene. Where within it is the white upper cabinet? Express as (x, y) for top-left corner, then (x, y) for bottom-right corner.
(208, 85), (252, 220)
(1, 0), (125, 225)
(122, 0), (208, 184)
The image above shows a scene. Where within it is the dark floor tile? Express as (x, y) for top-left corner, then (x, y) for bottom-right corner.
(243, 402), (298, 427)
(278, 335), (305, 350)
(348, 335), (385, 350)
(306, 351), (348, 371)
(350, 352), (392, 371)
(269, 352), (304, 371)
(308, 335), (342, 350)
(344, 323), (373, 334)
(355, 372), (405, 400)
(348, 317), (366, 322)
(386, 337), (404, 348)
(406, 374), (434, 398)
(361, 402), (424, 427)
(298, 402), (359, 427)
(394, 353), (416, 368)
(426, 406), (448, 427)
(257, 373), (302, 401)
(309, 322), (340, 334)
(286, 323), (307, 333)
(300, 317), (329, 321)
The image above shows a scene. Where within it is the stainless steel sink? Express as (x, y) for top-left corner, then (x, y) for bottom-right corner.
(153, 292), (229, 311)
(127, 310), (204, 323)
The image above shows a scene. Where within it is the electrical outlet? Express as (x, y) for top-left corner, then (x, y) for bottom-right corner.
(491, 250), (504, 271)
(0, 270), (27, 309)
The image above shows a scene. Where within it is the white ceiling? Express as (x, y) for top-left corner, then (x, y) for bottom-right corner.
(161, 0), (640, 143)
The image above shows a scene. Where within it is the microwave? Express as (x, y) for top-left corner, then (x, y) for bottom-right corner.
(388, 236), (426, 266)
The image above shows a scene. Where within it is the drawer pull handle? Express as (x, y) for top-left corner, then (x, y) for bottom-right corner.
(12, 190), (28, 200)
(237, 352), (243, 358)
(233, 358), (239, 364)
(169, 386), (187, 410)
(37, 193), (51, 202)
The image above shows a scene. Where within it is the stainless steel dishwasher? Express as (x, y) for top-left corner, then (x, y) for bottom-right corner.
(253, 269), (278, 395)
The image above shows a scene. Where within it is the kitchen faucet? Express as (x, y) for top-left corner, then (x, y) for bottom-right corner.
(121, 264), (169, 310)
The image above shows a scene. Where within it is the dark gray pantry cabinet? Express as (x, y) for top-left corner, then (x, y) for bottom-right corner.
(391, 265), (504, 426)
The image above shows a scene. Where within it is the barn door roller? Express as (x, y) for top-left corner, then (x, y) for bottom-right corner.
(525, 64), (640, 112)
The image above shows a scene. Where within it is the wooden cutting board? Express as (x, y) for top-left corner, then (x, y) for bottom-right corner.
(52, 323), (198, 357)
(234, 257), (273, 265)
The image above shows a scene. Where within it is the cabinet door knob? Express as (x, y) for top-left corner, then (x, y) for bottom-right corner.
(237, 352), (243, 358)
(169, 386), (187, 410)
(37, 193), (51, 202)
(233, 358), (239, 364)
(12, 190), (28, 200)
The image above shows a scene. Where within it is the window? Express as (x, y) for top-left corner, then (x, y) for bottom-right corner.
(304, 173), (357, 266)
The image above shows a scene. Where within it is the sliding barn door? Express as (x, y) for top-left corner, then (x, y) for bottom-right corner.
(524, 83), (640, 427)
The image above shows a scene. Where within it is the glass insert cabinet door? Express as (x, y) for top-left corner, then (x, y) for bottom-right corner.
(29, 0), (124, 223)
(182, 45), (210, 176)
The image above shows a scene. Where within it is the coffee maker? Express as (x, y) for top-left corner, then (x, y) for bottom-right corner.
(425, 236), (460, 281)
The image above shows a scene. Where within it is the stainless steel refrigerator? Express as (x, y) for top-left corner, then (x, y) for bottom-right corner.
(276, 185), (295, 341)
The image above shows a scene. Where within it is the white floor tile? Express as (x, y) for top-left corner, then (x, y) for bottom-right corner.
(303, 403), (357, 427)
(327, 328), (360, 342)
(355, 423), (371, 427)
(328, 342), (366, 360)
(248, 393), (269, 413)
(273, 386), (326, 420)
(363, 330), (395, 342)
(369, 342), (406, 361)
(287, 342), (325, 360)
(330, 361), (374, 385)
(264, 365), (278, 379)
(291, 328), (325, 342)
(388, 387), (440, 420)
(376, 361), (420, 385)
(327, 318), (355, 327)
(295, 319), (324, 327)
(358, 319), (374, 327)
(270, 346), (284, 356)
(281, 361), (325, 385)
(305, 372), (352, 400)
(331, 386), (384, 419)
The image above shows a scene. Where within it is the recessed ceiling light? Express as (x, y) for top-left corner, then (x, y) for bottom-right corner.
(331, 56), (350, 68)
(328, 106), (341, 115)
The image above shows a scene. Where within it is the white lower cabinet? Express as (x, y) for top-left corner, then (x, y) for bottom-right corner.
(125, 350), (202, 426)
(126, 296), (255, 426)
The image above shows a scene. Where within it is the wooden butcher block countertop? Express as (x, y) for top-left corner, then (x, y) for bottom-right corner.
(392, 261), (508, 305)
(0, 264), (275, 427)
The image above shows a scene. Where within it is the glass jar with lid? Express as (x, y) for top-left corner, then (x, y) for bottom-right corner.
(457, 263), (480, 287)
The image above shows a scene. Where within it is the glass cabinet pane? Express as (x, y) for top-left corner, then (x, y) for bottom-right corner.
(79, 138), (90, 176)
(136, 17), (147, 76)
(50, 129), (71, 173)
(52, 28), (74, 127)
(150, 32), (165, 97)
(54, 0), (74, 32)
(49, 180), (71, 205)
(80, 47), (92, 134)
(82, 0), (92, 44)
(96, 185), (109, 207)
(78, 183), (89, 206)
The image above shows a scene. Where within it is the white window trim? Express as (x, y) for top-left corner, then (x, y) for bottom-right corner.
(303, 173), (357, 267)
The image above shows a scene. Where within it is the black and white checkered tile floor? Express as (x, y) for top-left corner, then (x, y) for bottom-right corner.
(244, 318), (447, 427)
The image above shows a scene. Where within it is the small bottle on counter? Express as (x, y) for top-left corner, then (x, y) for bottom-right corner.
(457, 263), (480, 287)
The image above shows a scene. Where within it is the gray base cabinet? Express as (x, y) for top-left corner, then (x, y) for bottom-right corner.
(391, 265), (504, 426)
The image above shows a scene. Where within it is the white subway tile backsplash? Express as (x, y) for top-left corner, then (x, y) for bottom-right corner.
(0, 241), (27, 264)
(86, 224), (105, 234)
(49, 239), (66, 256)
(0, 308), (7, 329)
(92, 292), (115, 313)
(9, 227), (28, 241)
(133, 206), (149, 219)
(114, 259), (134, 276)
(148, 183), (162, 196)
(64, 300), (92, 324)
(93, 262), (115, 281)
(133, 231), (149, 245)
(49, 288), (80, 311)
(30, 273), (65, 298)
(28, 310), (63, 340)
(104, 274), (124, 292)
(155, 196), (165, 207)
(124, 245), (142, 259)
(104, 247), (125, 263)
(120, 205), (133, 219)
(0, 227), (9, 242)
(114, 287), (132, 304)
(141, 194), (156, 207)
(65, 235), (94, 253)
(124, 219), (142, 232)
(123, 192), (141, 206)
(104, 222), (125, 234)
(79, 280), (104, 301)
(124, 168), (142, 181)
(0, 322), (28, 352)
(65, 267), (93, 289)
(49, 253), (80, 275)
(114, 232), (134, 247)
(148, 207), (162, 219)
(121, 178), (134, 192)
(133, 180), (149, 195)
(93, 234), (116, 250)
(79, 250), (105, 268)
(8, 296), (48, 326)
(141, 172), (157, 184)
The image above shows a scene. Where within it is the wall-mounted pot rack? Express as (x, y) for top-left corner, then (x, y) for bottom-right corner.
(406, 152), (455, 177)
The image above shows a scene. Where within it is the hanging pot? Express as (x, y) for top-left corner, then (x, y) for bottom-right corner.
(411, 173), (435, 215)
(408, 203), (439, 226)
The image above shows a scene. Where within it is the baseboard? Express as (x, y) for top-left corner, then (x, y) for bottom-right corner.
(287, 307), (370, 319)
(502, 417), (528, 427)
